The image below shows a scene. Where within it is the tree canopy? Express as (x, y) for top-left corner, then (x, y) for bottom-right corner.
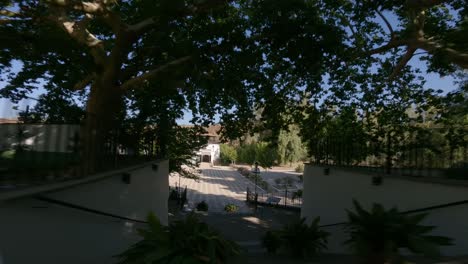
(1, 0), (467, 170)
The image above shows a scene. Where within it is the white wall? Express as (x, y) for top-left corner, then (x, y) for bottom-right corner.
(209, 144), (220, 160)
(0, 160), (169, 264)
(301, 164), (468, 256)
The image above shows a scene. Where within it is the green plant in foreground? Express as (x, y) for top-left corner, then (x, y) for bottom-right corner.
(345, 200), (452, 264)
(261, 217), (329, 259)
(262, 230), (282, 254)
(196, 200), (209, 211)
(224, 204), (238, 213)
(117, 213), (239, 264)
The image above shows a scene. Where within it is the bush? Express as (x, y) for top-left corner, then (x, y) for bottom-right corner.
(224, 204), (239, 213)
(237, 167), (250, 176)
(295, 163), (304, 173)
(220, 144), (237, 164)
(237, 144), (257, 164)
(261, 217), (329, 259)
(196, 200), (209, 211)
(345, 200), (452, 264)
(256, 142), (277, 169)
(292, 189), (303, 200)
(117, 213), (240, 264)
(262, 231), (281, 253)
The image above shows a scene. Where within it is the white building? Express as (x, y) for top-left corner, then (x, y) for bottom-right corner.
(196, 125), (221, 165)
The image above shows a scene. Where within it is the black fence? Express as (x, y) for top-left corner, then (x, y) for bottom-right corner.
(168, 185), (188, 210)
(309, 126), (467, 179)
(0, 121), (158, 191)
(246, 187), (302, 210)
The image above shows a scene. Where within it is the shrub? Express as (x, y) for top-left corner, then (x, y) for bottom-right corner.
(237, 143), (257, 164)
(237, 167), (250, 177)
(295, 163), (304, 173)
(280, 217), (329, 259)
(220, 144), (237, 164)
(345, 200), (452, 264)
(196, 200), (209, 211)
(292, 189), (303, 200)
(262, 230), (281, 253)
(261, 217), (329, 259)
(224, 204), (239, 213)
(117, 213), (239, 264)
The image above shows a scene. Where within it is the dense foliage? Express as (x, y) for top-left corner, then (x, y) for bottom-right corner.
(223, 204), (239, 213)
(117, 213), (239, 264)
(219, 144), (237, 164)
(261, 217), (329, 259)
(345, 200), (452, 264)
(196, 200), (209, 212)
(1, 0), (466, 171)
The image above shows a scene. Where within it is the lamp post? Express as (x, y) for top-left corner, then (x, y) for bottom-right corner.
(252, 161), (260, 211)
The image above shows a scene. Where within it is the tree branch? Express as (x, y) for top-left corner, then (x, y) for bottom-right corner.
(0, 9), (19, 17)
(127, 17), (157, 35)
(46, 0), (107, 14)
(389, 47), (417, 80)
(365, 39), (407, 56)
(121, 56), (192, 90)
(376, 9), (394, 39)
(73, 73), (95, 90)
(406, 0), (447, 9)
(48, 7), (107, 65)
(415, 39), (468, 69)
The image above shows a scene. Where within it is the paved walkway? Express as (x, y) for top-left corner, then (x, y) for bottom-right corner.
(169, 164), (254, 213)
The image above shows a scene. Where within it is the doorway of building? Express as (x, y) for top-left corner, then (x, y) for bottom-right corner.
(202, 155), (211, 163)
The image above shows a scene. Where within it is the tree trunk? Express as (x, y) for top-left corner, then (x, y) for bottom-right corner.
(81, 76), (123, 175)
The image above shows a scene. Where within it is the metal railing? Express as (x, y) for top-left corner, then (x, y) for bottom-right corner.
(0, 121), (157, 191)
(246, 187), (302, 210)
(309, 126), (467, 179)
(318, 199), (468, 228)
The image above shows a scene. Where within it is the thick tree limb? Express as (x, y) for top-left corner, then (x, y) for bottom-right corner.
(415, 39), (468, 69)
(389, 47), (417, 80)
(121, 56), (192, 90)
(73, 73), (95, 90)
(376, 9), (394, 39)
(366, 39), (407, 56)
(0, 9), (19, 17)
(46, 0), (107, 14)
(127, 17), (157, 35)
(188, 0), (231, 13)
(406, 0), (447, 9)
(49, 8), (107, 65)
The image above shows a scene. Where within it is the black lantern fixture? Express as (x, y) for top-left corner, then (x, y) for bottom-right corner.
(252, 161), (260, 211)
(253, 161), (260, 195)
